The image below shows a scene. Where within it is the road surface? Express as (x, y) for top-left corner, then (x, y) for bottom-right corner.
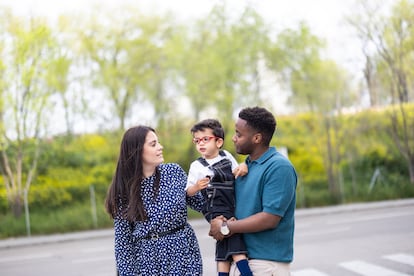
(0, 199), (413, 275)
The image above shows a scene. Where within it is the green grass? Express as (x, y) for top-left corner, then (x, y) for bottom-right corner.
(1, 182), (412, 239)
(0, 202), (204, 239)
(0, 203), (112, 239)
(187, 208), (204, 220)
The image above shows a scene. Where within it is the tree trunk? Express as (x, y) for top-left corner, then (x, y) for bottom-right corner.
(363, 55), (378, 107)
(10, 191), (23, 218)
(324, 117), (340, 202)
(409, 158), (414, 185)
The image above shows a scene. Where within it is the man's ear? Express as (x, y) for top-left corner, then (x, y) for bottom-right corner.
(253, 133), (262, 144)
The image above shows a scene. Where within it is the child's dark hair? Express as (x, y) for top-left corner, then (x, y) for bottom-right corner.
(191, 119), (225, 139)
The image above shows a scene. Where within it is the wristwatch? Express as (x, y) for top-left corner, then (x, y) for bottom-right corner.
(220, 221), (230, 235)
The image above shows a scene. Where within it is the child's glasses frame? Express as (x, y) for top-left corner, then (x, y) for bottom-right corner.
(192, 136), (219, 144)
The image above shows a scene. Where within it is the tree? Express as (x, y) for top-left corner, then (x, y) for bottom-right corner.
(179, 4), (270, 133)
(130, 13), (182, 131)
(0, 14), (57, 217)
(77, 7), (175, 131)
(267, 23), (354, 202)
(46, 15), (84, 138)
(348, 0), (414, 184)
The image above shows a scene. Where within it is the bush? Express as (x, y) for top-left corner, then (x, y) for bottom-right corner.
(2, 105), (414, 238)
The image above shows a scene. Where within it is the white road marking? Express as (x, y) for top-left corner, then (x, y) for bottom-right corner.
(384, 253), (414, 267)
(81, 246), (113, 253)
(292, 268), (330, 276)
(339, 260), (411, 276)
(296, 227), (350, 237)
(0, 253), (53, 263)
(327, 212), (412, 225)
(72, 256), (114, 264)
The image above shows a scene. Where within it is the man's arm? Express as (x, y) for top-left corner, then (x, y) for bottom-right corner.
(209, 212), (281, 240)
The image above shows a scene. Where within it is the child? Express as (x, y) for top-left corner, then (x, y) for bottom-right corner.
(186, 119), (253, 276)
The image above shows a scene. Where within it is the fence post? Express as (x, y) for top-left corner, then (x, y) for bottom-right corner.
(90, 185), (98, 228)
(369, 167), (381, 193)
(23, 188), (31, 237)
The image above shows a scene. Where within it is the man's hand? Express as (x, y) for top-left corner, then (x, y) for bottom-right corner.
(233, 163), (248, 178)
(209, 215), (226, 241)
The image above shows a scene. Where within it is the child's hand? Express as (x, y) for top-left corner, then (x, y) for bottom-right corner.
(196, 177), (210, 190)
(233, 163), (248, 178)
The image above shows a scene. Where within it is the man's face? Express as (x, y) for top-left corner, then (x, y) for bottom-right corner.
(232, 118), (255, 155)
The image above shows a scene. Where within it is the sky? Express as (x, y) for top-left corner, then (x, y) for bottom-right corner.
(2, 0), (363, 69)
(0, 0), (391, 133)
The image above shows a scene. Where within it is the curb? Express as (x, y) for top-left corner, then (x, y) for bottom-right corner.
(0, 228), (113, 250)
(1, 198), (413, 249)
(295, 197), (414, 217)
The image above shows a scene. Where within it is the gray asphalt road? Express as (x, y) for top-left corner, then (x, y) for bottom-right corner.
(0, 198), (413, 276)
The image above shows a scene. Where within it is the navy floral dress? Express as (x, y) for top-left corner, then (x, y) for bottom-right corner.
(114, 163), (205, 276)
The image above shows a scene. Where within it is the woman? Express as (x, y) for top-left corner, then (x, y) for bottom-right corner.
(105, 126), (205, 275)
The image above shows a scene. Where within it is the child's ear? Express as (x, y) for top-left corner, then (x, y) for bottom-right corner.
(216, 138), (224, 148)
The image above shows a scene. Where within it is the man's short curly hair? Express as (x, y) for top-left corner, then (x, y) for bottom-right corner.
(239, 106), (276, 146)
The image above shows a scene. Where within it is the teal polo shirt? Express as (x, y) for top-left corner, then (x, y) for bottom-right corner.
(235, 147), (297, 262)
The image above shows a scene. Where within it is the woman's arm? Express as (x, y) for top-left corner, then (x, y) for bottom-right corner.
(114, 216), (137, 276)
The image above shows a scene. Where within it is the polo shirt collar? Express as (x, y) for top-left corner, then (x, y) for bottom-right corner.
(246, 147), (277, 165)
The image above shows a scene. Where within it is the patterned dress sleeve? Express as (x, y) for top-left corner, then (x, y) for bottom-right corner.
(174, 163), (205, 212)
(187, 191), (205, 213)
(114, 214), (137, 276)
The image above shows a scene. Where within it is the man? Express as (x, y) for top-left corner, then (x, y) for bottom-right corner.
(209, 106), (297, 276)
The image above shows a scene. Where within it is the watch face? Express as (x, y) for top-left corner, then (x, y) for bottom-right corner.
(221, 225), (230, 235)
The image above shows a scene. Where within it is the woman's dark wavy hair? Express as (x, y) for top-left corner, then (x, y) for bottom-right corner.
(239, 106), (276, 146)
(105, 126), (160, 222)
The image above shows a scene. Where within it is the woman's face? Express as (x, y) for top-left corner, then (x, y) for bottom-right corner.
(142, 131), (164, 168)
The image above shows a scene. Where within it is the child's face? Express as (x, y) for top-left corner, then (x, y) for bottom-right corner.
(192, 129), (223, 159)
